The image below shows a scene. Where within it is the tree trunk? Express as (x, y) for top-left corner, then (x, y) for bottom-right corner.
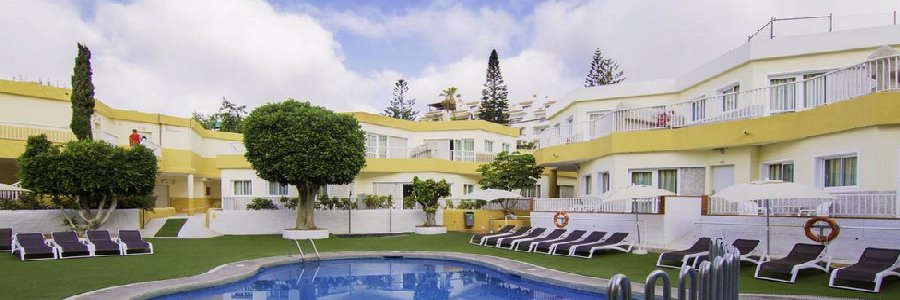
(294, 184), (319, 229)
(426, 211), (436, 226)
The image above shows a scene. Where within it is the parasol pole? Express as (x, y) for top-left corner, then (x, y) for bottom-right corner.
(766, 198), (771, 255)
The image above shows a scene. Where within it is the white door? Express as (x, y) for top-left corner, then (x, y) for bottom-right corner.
(153, 185), (169, 208)
(711, 165), (734, 194)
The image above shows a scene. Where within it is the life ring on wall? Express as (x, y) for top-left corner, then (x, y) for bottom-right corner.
(804, 216), (840, 243)
(553, 211), (569, 228)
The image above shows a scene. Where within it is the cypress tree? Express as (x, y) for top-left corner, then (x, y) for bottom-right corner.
(584, 48), (626, 87)
(70, 43), (95, 140)
(478, 49), (510, 125)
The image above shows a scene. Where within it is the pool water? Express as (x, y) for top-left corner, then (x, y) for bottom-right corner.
(153, 258), (607, 299)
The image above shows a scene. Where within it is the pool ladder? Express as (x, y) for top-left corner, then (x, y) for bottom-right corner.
(292, 238), (320, 261)
(607, 239), (740, 300)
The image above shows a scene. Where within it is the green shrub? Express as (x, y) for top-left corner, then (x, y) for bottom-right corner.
(364, 195), (393, 209)
(456, 200), (487, 210)
(0, 193), (53, 210)
(246, 198), (278, 210)
(403, 196), (416, 209)
(279, 197), (299, 209)
(444, 199), (455, 209)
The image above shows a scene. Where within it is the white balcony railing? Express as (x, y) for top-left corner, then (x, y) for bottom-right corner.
(365, 146), (496, 163)
(707, 192), (899, 218)
(532, 197), (662, 214)
(539, 54), (900, 148)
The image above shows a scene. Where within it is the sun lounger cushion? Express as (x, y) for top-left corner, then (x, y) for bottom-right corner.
(833, 247), (900, 282)
(119, 230), (152, 253)
(572, 232), (629, 255)
(471, 225), (515, 243)
(553, 231), (606, 255)
(534, 230), (586, 252)
(14, 233), (54, 259)
(51, 232), (90, 256)
(514, 229), (566, 251)
(86, 230), (122, 254)
(759, 243), (825, 274)
(498, 228), (546, 248)
(0, 228), (11, 251)
(483, 227), (531, 246)
(659, 237), (711, 262)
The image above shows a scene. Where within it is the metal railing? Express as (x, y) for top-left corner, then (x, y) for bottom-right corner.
(539, 54), (900, 148)
(92, 130), (118, 145)
(607, 239), (740, 300)
(532, 197), (661, 214)
(221, 196), (418, 211)
(441, 198), (532, 211)
(707, 192), (899, 217)
(365, 146), (496, 163)
(0, 122), (75, 143)
(748, 12), (898, 42)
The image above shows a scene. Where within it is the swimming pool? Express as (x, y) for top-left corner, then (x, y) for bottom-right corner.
(152, 257), (607, 299)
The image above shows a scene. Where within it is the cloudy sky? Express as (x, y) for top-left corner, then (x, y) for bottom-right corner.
(1, 0), (897, 117)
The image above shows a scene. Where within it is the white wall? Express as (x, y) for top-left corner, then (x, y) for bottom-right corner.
(0, 209), (140, 233)
(208, 209), (440, 235)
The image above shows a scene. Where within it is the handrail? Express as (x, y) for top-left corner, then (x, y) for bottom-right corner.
(539, 54), (900, 149)
(606, 274), (632, 300)
(644, 270), (672, 300)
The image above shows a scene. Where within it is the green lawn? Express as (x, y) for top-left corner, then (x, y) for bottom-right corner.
(153, 218), (187, 237)
(1, 232), (896, 299)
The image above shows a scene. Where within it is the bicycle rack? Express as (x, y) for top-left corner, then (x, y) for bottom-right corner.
(292, 238), (321, 261)
(607, 274), (632, 300)
(678, 266), (698, 300)
(644, 270), (671, 300)
(607, 239), (741, 300)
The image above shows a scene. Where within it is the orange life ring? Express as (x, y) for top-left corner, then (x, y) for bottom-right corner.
(553, 211), (569, 228)
(804, 216), (840, 243)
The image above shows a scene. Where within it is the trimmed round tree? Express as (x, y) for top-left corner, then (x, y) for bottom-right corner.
(477, 151), (544, 215)
(411, 176), (451, 226)
(242, 100), (366, 230)
(17, 135), (157, 231)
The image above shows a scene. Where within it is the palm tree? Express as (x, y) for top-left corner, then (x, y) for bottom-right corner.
(438, 86), (461, 111)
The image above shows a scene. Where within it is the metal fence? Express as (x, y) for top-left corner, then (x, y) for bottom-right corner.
(532, 197), (662, 214)
(707, 192), (899, 218)
(365, 146), (496, 163)
(539, 54), (900, 148)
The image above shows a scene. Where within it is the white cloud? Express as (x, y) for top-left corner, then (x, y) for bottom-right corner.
(1, 0), (897, 119)
(0, 0), (386, 116)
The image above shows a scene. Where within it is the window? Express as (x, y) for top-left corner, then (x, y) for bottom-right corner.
(502, 143), (511, 153)
(521, 185), (541, 198)
(597, 172), (610, 195)
(658, 169), (678, 193)
(803, 73), (827, 107)
(268, 181), (289, 196)
(365, 133), (389, 158)
(765, 162), (794, 182)
(720, 84), (740, 111)
(691, 96), (707, 122)
(631, 172), (652, 186)
(770, 78), (797, 111)
(233, 180), (252, 196)
(463, 184), (475, 195)
(584, 175), (592, 195)
(631, 169), (677, 193)
(824, 155), (857, 187)
(484, 140), (494, 152)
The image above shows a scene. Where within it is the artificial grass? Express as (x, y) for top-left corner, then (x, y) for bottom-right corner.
(153, 218), (188, 237)
(0, 232), (895, 299)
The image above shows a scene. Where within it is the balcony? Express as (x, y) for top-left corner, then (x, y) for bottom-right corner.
(539, 54), (900, 149)
(365, 146), (496, 163)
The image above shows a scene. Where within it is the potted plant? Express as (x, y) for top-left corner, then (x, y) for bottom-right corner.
(411, 176), (450, 234)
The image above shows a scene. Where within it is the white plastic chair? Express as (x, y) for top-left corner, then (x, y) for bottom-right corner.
(799, 201), (832, 216)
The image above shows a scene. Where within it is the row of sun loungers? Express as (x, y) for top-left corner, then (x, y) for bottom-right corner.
(469, 225), (634, 258)
(658, 236), (900, 293)
(1, 228), (153, 261)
